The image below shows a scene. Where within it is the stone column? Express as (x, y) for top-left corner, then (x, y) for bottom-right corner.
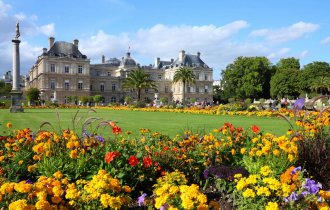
(10, 22), (24, 112)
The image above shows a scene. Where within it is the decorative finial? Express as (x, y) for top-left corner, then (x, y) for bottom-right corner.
(15, 21), (20, 39)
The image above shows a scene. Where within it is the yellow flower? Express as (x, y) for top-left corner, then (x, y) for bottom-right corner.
(242, 188), (255, 198)
(240, 148), (246, 154)
(6, 122), (12, 128)
(18, 160), (24, 165)
(265, 201), (279, 210)
(35, 200), (51, 210)
(53, 171), (63, 179)
(260, 166), (272, 177)
(8, 199), (27, 210)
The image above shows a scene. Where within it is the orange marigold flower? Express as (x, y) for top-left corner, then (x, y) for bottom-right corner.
(6, 122), (12, 128)
(105, 151), (120, 164)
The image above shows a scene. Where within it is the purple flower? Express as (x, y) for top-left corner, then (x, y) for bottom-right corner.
(290, 166), (301, 175)
(138, 193), (147, 206)
(95, 135), (105, 143)
(284, 192), (298, 203)
(160, 204), (169, 210)
(26, 179), (33, 184)
(303, 178), (322, 194)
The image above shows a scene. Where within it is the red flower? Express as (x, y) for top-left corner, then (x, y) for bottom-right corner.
(112, 126), (122, 135)
(128, 155), (139, 167)
(105, 151), (120, 164)
(252, 125), (260, 134)
(143, 157), (153, 168)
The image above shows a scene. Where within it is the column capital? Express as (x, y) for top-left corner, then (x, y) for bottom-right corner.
(12, 39), (21, 44)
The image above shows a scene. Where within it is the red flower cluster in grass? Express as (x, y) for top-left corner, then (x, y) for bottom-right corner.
(109, 121), (122, 135)
(252, 125), (260, 134)
(128, 155), (139, 167)
(143, 157), (153, 168)
(105, 151), (121, 163)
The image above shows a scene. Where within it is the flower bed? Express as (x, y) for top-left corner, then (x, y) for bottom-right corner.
(0, 110), (329, 209)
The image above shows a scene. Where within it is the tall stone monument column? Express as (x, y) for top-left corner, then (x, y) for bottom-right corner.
(10, 22), (24, 112)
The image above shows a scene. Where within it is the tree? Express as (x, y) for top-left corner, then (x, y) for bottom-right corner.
(25, 87), (40, 105)
(299, 61), (330, 93)
(270, 58), (301, 98)
(0, 81), (12, 95)
(172, 67), (196, 105)
(221, 56), (273, 99)
(122, 68), (157, 101)
(93, 94), (104, 105)
(310, 76), (330, 95)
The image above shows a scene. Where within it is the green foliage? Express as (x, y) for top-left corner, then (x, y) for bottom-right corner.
(25, 87), (40, 104)
(221, 56), (273, 99)
(93, 94), (104, 103)
(122, 68), (157, 101)
(0, 80), (12, 95)
(173, 67), (196, 105)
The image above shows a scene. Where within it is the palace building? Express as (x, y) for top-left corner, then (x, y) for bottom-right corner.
(26, 37), (213, 104)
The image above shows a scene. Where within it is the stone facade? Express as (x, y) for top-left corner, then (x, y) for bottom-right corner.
(26, 37), (213, 104)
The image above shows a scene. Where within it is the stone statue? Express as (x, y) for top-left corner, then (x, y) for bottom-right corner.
(15, 21), (20, 39)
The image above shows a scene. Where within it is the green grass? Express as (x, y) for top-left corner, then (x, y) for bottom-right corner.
(0, 108), (293, 138)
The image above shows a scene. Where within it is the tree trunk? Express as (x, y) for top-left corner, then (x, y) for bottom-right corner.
(182, 82), (186, 106)
(137, 89), (141, 101)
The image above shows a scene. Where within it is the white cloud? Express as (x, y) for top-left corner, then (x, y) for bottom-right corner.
(0, 0), (11, 18)
(267, 48), (291, 59)
(296, 50), (308, 59)
(0, 1), (55, 74)
(250, 21), (319, 43)
(320, 36), (330, 45)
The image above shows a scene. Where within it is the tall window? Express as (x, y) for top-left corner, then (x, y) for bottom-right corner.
(78, 65), (83, 74)
(64, 80), (70, 90)
(165, 86), (169, 93)
(50, 64), (55, 72)
(90, 85), (93, 91)
(64, 65), (69, 73)
(78, 81), (83, 90)
(196, 73), (200, 80)
(112, 84), (116, 91)
(145, 88), (148, 93)
(100, 83), (105, 92)
(108, 72), (111, 76)
(158, 74), (162, 80)
(204, 85), (208, 93)
(50, 79), (56, 90)
(204, 74), (208, 81)
(196, 86), (199, 93)
(187, 86), (191, 93)
(111, 97), (116, 103)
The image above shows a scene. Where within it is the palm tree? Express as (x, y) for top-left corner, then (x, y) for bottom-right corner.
(310, 76), (330, 95)
(122, 68), (157, 101)
(173, 67), (196, 105)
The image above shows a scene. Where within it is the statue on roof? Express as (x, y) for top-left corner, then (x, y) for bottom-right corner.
(15, 21), (20, 39)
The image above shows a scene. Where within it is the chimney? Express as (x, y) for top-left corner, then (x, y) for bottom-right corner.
(102, 55), (105, 64)
(155, 57), (160, 67)
(197, 52), (200, 58)
(179, 50), (185, 62)
(73, 39), (79, 47)
(49, 37), (55, 49)
(171, 58), (174, 63)
(42, 48), (47, 54)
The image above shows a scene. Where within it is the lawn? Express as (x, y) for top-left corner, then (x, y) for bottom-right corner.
(0, 108), (292, 137)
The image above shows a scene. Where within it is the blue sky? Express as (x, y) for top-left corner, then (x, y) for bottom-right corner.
(1, 0), (330, 80)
